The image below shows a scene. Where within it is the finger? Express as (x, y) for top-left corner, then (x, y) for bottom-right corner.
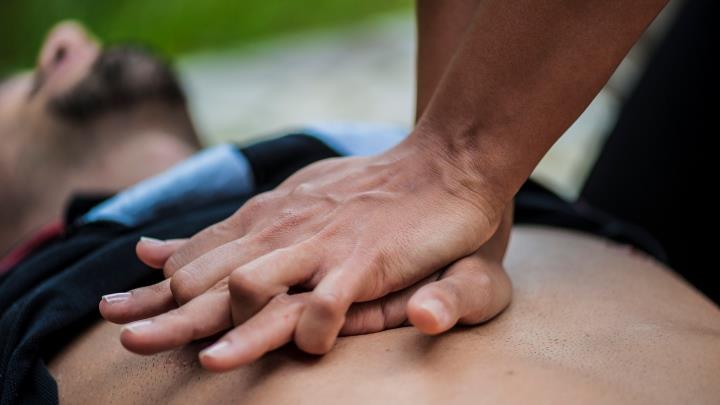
(169, 235), (275, 305)
(136, 238), (187, 269)
(99, 279), (177, 324)
(340, 273), (437, 335)
(119, 284), (232, 355)
(199, 293), (307, 372)
(228, 243), (320, 324)
(407, 255), (512, 335)
(173, 225), (311, 303)
(163, 218), (245, 277)
(162, 192), (283, 277)
(294, 267), (364, 354)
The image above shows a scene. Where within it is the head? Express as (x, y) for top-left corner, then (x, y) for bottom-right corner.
(0, 21), (201, 250)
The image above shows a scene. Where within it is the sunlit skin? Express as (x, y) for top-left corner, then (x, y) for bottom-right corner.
(57, 228), (720, 404)
(112, 206), (512, 369)
(99, 0), (670, 370)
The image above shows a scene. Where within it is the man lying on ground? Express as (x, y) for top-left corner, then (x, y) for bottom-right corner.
(3, 1), (719, 402)
(4, 120), (719, 404)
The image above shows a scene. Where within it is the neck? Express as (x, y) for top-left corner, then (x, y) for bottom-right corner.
(0, 132), (196, 257)
(0, 196), (59, 258)
(66, 130), (198, 193)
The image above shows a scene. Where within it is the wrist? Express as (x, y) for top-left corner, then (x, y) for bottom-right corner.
(403, 123), (516, 211)
(385, 128), (508, 225)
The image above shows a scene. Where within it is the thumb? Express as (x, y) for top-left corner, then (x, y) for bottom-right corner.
(406, 254), (512, 335)
(135, 237), (187, 269)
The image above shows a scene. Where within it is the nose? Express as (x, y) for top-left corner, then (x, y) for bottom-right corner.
(37, 21), (100, 78)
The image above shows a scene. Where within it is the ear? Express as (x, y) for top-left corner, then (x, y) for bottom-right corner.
(36, 21), (99, 97)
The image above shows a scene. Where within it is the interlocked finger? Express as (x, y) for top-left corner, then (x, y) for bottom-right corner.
(120, 284), (233, 355)
(228, 243), (321, 325)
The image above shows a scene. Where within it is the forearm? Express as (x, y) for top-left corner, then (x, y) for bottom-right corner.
(411, 0), (668, 206)
(415, 0), (482, 121)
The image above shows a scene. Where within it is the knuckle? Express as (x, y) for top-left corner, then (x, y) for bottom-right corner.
(238, 193), (275, 218)
(164, 251), (188, 277)
(225, 209), (248, 231)
(454, 275), (495, 324)
(291, 182), (314, 196)
(453, 260), (494, 290)
(312, 292), (345, 317)
(472, 270), (493, 291)
(228, 269), (262, 297)
(209, 219), (243, 240)
(164, 219), (244, 277)
(277, 207), (309, 226)
(169, 270), (200, 304)
(254, 208), (311, 242)
(239, 197), (263, 216)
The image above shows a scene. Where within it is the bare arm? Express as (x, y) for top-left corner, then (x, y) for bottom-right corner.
(413, 0), (668, 207)
(415, 0), (482, 119)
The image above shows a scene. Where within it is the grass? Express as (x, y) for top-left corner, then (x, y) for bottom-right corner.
(0, 0), (411, 75)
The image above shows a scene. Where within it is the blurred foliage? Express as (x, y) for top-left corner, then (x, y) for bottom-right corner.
(0, 0), (411, 75)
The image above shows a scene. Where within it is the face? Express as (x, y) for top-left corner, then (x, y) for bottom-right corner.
(0, 21), (189, 178)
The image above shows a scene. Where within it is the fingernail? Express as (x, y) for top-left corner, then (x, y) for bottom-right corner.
(420, 299), (450, 327)
(140, 236), (165, 245)
(122, 320), (153, 333)
(200, 341), (231, 359)
(102, 292), (131, 304)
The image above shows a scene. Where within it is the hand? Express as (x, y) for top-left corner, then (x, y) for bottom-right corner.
(100, 137), (510, 363)
(100, 205), (512, 370)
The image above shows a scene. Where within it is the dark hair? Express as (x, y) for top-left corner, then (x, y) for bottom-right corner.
(49, 46), (187, 122)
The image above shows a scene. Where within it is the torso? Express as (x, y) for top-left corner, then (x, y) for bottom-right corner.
(49, 227), (720, 404)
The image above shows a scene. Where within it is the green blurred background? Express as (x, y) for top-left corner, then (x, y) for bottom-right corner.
(0, 0), (665, 200)
(0, 0), (411, 75)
